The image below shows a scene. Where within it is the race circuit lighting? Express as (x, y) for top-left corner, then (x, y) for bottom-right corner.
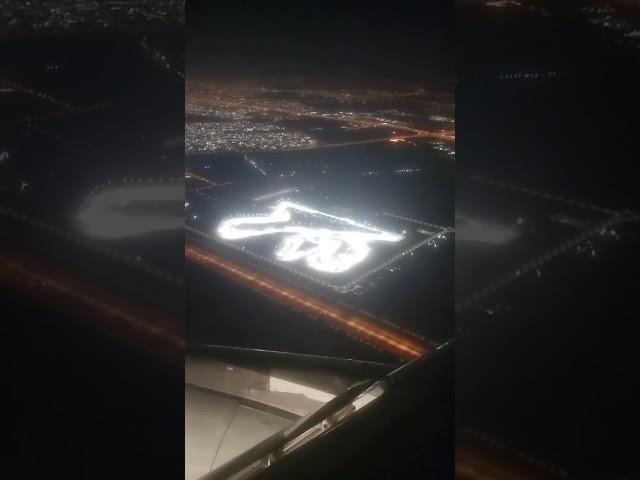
(216, 201), (404, 274)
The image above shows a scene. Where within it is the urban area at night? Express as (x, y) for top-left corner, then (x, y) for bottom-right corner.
(2, 1), (639, 480)
(185, 82), (455, 364)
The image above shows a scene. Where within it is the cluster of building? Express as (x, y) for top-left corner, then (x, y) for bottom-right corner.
(185, 121), (317, 154)
(184, 84), (455, 155)
(0, 0), (183, 33)
(186, 104), (251, 121)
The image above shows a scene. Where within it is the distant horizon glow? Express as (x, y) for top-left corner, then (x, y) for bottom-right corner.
(217, 201), (403, 274)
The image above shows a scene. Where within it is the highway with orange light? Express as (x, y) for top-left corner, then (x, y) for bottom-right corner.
(186, 240), (429, 360)
(456, 441), (563, 480)
(185, 171), (232, 192)
(270, 129), (454, 152)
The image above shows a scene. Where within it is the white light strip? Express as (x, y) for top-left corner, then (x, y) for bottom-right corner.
(352, 383), (385, 411)
(217, 201), (403, 274)
(253, 188), (298, 202)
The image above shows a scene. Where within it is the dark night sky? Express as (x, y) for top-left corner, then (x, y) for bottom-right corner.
(187, 0), (454, 89)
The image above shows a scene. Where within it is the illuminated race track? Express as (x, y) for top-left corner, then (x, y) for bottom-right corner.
(217, 200), (404, 274)
(186, 241), (428, 360)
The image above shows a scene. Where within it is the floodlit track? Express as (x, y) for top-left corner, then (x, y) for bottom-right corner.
(217, 200), (404, 274)
(186, 241), (427, 360)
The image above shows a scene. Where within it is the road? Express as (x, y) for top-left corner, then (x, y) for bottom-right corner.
(185, 171), (232, 192)
(186, 240), (428, 361)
